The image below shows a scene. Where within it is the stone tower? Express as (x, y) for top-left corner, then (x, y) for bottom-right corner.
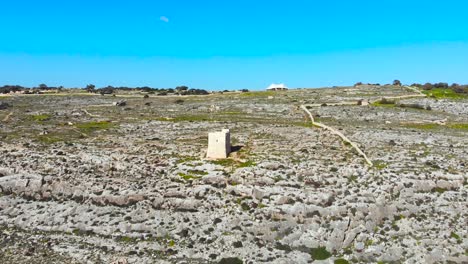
(207, 129), (231, 159)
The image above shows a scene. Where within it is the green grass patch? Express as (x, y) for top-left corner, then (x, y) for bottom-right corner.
(228, 180), (239, 186)
(210, 158), (256, 169)
(178, 172), (202, 181)
(30, 114), (52, 122)
(423, 88), (466, 99)
(448, 123), (468, 130)
(176, 156), (198, 164)
(394, 215), (404, 221)
(116, 236), (139, 243)
(403, 123), (440, 130)
(210, 159), (238, 167)
(292, 121), (315, 128)
(219, 111), (243, 115)
(347, 175), (358, 183)
(37, 135), (64, 144)
(371, 98), (396, 107)
(310, 247), (332, 260)
(334, 259), (350, 264)
(432, 187), (447, 193)
(403, 122), (468, 131)
(34, 128), (85, 144)
(450, 232), (461, 240)
(238, 160), (256, 168)
(76, 121), (117, 133)
(371, 102), (395, 107)
(373, 160), (388, 170)
(235, 197), (251, 211)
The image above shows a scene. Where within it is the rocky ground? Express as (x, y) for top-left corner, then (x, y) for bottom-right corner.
(0, 85), (466, 263)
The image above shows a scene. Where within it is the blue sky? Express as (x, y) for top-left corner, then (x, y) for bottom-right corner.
(1, 0), (467, 90)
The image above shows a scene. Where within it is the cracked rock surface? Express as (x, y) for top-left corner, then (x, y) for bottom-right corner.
(0, 86), (467, 263)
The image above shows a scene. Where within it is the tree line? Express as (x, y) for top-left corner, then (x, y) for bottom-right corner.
(0, 84), (211, 95)
(354, 80), (467, 94)
(409, 82), (468, 94)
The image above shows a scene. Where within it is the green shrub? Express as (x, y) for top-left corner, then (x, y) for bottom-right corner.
(178, 172), (201, 181)
(334, 259), (350, 264)
(218, 257), (243, 264)
(310, 247), (332, 260)
(450, 232), (461, 240)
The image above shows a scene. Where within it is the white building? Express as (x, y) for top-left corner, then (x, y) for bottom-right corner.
(266, 83), (288, 91)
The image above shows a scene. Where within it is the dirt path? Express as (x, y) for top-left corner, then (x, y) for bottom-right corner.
(369, 86), (427, 103)
(2, 112), (13, 122)
(300, 105), (373, 166)
(404, 86), (426, 96)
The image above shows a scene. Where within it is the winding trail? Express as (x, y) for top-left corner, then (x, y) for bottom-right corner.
(2, 112), (13, 122)
(83, 109), (101, 117)
(369, 86), (427, 103)
(300, 105), (373, 166)
(299, 86), (429, 166)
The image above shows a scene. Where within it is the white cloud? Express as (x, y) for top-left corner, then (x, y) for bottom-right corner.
(160, 16), (169, 23)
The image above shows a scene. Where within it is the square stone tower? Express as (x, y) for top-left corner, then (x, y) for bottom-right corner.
(207, 129), (231, 159)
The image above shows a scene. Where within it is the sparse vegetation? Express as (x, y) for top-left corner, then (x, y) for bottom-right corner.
(178, 172), (202, 181)
(218, 257), (243, 264)
(372, 98), (396, 107)
(0, 85), (466, 263)
(238, 160), (256, 168)
(76, 121), (117, 133)
(432, 187), (447, 193)
(186, 169), (208, 176)
(373, 160), (388, 170)
(30, 114), (52, 122)
(448, 123), (468, 130)
(450, 232), (461, 240)
(240, 91), (277, 97)
(37, 135), (64, 144)
(403, 123), (439, 130)
(334, 259), (350, 264)
(423, 88), (466, 99)
(310, 247), (332, 260)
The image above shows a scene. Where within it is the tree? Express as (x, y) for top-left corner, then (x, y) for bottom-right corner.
(434, 82), (448, 89)
(176, 86), (189, 94)
(99, 86), (114, 95)
(422, 83), (433, 90)
(39, 83), (48, 90)
(392, 80), (402, 86)
(86, 84), (96, 93)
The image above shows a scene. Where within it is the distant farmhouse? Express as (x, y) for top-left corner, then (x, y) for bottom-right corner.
(266, 83), (288, 91)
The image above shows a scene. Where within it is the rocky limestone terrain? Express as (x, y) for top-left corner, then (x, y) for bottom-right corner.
(0, 85), (467, 263)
